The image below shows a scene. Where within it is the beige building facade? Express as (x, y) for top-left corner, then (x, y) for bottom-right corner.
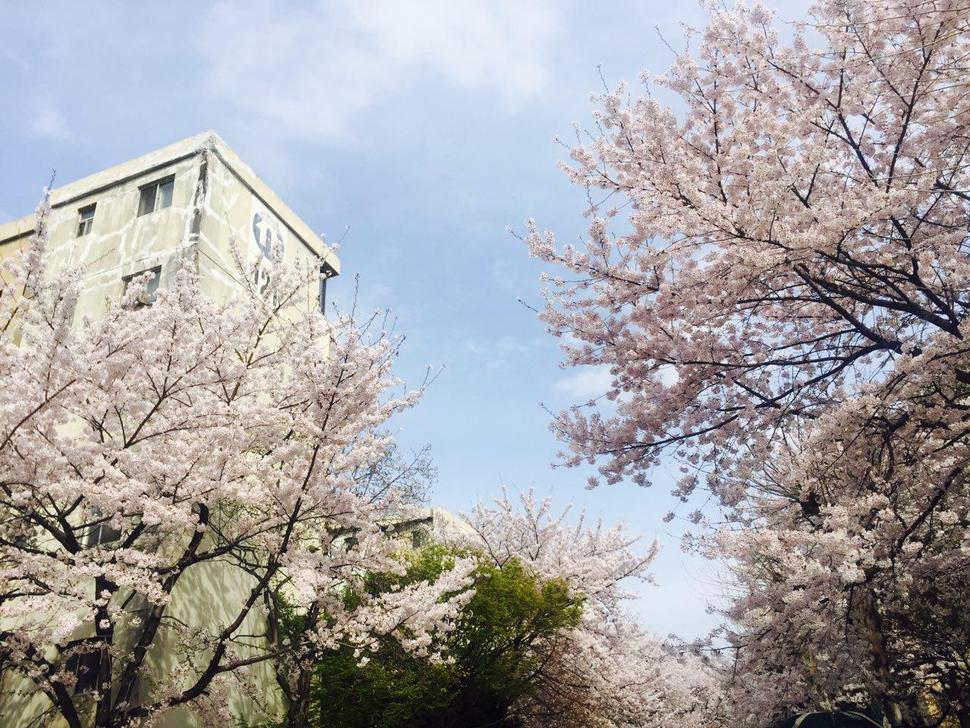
(0, 133), (340, 728)
(0, 130), (339, 321)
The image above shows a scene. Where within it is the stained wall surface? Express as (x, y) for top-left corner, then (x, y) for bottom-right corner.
(0, 130), (339, 320)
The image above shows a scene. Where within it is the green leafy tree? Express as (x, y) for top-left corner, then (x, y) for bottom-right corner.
(299, 543), (584, 728)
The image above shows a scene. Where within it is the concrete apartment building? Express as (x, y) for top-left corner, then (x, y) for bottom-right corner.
(0, 133), (341, 727)
(0, 130), (340, 321)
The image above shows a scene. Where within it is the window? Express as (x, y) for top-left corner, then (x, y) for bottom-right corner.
(319, 260), (338, 315)
(85, 506), (122, 547)
(76, 204), (96, 236)
(86, 521), (121, 547)
(122, 266), (161, 307)
(137, 175), (175, 216)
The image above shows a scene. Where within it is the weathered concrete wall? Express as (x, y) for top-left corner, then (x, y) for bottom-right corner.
(0, 131), (339, 320)
(134, 533), (286, 728)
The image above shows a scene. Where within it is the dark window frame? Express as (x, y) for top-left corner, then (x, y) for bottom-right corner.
(122, 266), (162, 307)
(137, 175), (175, 216)
(319, 260), (338, 315)
(77, 204), (96, 237)
(86, 521), (122, 547)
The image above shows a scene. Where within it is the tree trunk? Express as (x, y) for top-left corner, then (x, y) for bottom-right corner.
(285, 667), (313, 728)
(93, 575), (116, 728)
(852, 587), (904, 727)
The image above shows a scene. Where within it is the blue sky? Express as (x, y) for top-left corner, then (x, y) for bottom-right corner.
(0, 0), (808, 638)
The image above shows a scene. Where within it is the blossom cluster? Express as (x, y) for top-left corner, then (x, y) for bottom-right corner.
(525, 0), (970, 724)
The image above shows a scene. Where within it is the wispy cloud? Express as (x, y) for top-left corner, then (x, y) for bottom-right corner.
(555, 363), (678, 402)
(555, 366), (613, 401)
(197, 0), (559, 142)
(27, 107), (72, 141)
(462, 334), (546, 370)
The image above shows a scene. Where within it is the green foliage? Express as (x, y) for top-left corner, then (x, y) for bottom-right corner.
(305, 544), (584, 728)
(365, 541), (460, 596)
(306, 639), (453, 728)
(272, 585), (310, 643)
(451, 558), (582, 707)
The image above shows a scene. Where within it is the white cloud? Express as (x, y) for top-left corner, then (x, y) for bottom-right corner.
(27, 107), (72, 141)
(462, 333), (545, 370)
(555, 365), (613, 401)
(656, 363), (679, 388)
(554, 363), (676, 405)
(197, 0), (559, 142)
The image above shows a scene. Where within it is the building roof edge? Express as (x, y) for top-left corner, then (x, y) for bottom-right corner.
(0, 132), (339, 274)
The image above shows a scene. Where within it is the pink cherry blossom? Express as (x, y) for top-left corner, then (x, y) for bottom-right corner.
(0, 200), (469, 728)
(526, 1), (970, 725)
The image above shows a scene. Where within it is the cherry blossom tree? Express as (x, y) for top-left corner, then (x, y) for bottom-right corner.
(708, 337), (970, 726)
(454, 491), (723, 727)
(526, 0), (968, 504)
(0, 200), (472, 728)
(273, 488), (718, 728)
(525, 0), (969, 724)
